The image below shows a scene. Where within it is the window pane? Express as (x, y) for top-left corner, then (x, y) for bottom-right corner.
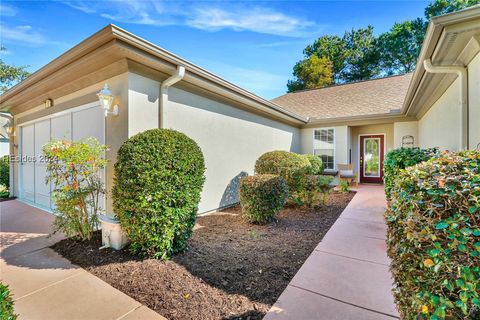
(313, 129), (335, 170)
(314, 149), (334, 170)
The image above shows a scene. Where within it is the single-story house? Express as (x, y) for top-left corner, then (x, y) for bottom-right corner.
(0, 6), (479, 214)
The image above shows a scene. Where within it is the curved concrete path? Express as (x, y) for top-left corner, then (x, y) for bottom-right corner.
(0, 200), (164, 320)
(264, 185), (399, 320)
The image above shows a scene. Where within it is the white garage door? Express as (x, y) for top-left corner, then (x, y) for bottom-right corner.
(19, 102), (105, 210)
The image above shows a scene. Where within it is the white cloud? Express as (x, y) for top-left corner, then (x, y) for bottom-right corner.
(187, 6), (314, 37)
(0, 25), (49, 47)
(63, 1), (316, 37)
(64, 0), (176, 26)
(0, 3), (17, 16)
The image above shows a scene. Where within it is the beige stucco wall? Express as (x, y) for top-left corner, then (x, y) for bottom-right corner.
(164, 87), (301, 213)
(418, 78), (462, 151)
(300, 126), (349, 164)
(468, 52), (480, 149)
(393, 121), (418, 148)
(128, 72), (160, 137)
(351, 123), (394, 181)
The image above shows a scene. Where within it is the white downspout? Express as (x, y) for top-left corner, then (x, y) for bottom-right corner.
(423, 59), (468, 150)
(160, 66), (185, 128)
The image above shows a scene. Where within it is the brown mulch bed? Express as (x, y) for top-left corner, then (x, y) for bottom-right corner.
(52, 192), (354, 320)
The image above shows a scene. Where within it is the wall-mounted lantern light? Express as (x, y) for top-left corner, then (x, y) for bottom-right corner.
(3, 119), (14, 137)
(97, 84), (119, 117)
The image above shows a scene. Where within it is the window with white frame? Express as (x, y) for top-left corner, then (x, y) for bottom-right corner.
(313, 128), (335, 170)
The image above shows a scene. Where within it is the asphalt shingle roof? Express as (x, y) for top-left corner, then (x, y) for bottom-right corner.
(272, 73), (413, 120)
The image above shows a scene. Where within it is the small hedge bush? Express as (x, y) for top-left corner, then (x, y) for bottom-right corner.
(303, 154), (324, 175)
(239, 174), (288, 224)
(254, 150), (311, 197)
(386, 150), (480, 319)
(0, 155), (9, 188)
(298, 175), (332, 208)
(383, 147), (438, 200)
(113, 129), (205, 259)
(0, 282), (17, 320)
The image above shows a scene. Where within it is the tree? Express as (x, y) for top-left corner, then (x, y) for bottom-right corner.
(303, 35), (347, 82)
(285, 0), (480, 92)
(425, 0), (480, 18)
(341, 26), (380, 82)
(378, 18), (427, 74)
(287, 55), (333, 92)
(0, 47), (29, 94)
(287, 27), (380, 91)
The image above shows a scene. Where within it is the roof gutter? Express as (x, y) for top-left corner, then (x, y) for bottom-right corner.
(160, 65), (185, 128)
(423, 59), (468, 149)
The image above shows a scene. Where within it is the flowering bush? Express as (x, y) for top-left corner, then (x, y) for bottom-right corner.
(386, 150), (480, 319)
(383, 147), (438, 200)
(43, 137), (107, 241)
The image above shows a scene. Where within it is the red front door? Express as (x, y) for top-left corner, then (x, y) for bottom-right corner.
(360, 135), (385, 184)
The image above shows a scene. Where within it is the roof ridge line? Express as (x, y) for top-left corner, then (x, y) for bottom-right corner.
(277, 73), (412, 96)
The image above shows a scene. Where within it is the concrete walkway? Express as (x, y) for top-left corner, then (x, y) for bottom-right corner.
(264, 185), (399, 320)
(0, 200), (164, 320)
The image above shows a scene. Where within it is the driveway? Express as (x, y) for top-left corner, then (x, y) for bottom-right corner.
(0, 200), (164, 320)
(264, 184), (399, 320)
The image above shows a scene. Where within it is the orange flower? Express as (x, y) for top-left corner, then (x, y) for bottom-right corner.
(423, 259), (434, 267)
(437, 178), (445, 188)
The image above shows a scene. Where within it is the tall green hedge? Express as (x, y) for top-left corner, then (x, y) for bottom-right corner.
(386, 150), (480, 319)
(0, 282), (17, 320)
(239, 174), (288, 224)
(0, 155), (9, 188)
(383, 147), (438, 200)
(113, 129), (205, 259)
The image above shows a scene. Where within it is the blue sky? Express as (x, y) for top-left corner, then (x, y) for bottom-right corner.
(1, 0), (429, 99)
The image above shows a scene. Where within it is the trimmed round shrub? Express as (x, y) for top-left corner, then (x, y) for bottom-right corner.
(303, 154), (324, 175)
(386, 150), (480, 319)
(0, 155), (9, 188)
(254, 150), (311, 196)
(383, 147), (438, 200)
(113, 129), (205, 259)
(239, 174), (288, 224)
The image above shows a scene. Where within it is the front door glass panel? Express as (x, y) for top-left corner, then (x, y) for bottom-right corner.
(363, 138), (380, 177)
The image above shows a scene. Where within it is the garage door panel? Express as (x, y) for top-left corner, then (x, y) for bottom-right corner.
(51, 113), (72, 140)
(72, 106), (104, 142)
(72, 106), (106, 212)
(34, 165), (50, 207)
(20, 125), (35, 202)
(34, 120), (51, 208)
